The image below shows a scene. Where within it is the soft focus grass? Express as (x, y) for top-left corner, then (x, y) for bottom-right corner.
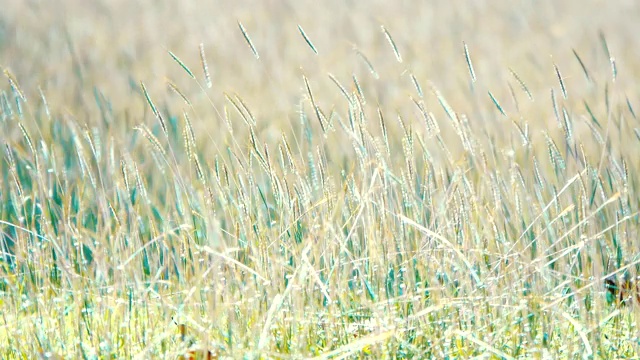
(1, 0), (640, 358)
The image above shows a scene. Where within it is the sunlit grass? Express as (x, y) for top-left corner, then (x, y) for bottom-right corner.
(1, 1), (640, 358)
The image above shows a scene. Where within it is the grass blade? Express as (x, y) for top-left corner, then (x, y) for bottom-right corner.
(140, 81), (167, 137)
(381, 25), (402, 63)
(199, 43), (212, 89)
(354, 48), (379, 79)
(297, 25), (318, 55)
(554, 62), (567, 99)
(238, 20), (260, 59)
(571, 49), (591, 83)
(168, 50), (195, 79)
(509, 68), (533, 100)
(303, 75), (326, 134)
(488, 91), (506, 116)
(463, 41), (476, 83)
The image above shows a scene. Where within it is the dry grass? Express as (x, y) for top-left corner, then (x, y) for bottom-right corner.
(1, 0), (640, 358)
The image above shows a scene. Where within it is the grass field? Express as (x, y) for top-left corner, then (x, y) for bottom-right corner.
(1, 0), (640, 358)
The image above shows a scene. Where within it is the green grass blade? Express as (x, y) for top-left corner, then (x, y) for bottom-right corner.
(168, 50), (195, 79)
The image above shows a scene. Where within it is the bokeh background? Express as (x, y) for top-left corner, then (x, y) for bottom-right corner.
(2, 0), (639, 137)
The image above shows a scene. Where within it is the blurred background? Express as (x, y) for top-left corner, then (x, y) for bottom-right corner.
(1, 0), (639, 132)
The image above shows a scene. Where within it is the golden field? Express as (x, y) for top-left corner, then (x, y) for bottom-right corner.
(0, 0), (639, 358)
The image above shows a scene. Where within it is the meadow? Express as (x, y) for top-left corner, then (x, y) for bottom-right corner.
(1, 0), (639, 358)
